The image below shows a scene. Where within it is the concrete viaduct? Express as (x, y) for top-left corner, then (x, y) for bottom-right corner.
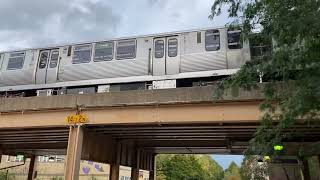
(0, 85), (319, 180)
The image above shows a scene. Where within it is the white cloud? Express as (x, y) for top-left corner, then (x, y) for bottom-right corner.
(0, 0), (230, 51)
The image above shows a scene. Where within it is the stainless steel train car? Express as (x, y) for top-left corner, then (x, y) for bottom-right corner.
(0, 26), (250, 96)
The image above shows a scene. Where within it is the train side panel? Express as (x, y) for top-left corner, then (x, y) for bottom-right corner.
(57, 38), (151, 82)
(0, 54), (4, 72)
(180, 28), (228, 73)
(0, 27), (252, 92)
(0, 50), (37, 87)
(226, 30), (251, 69)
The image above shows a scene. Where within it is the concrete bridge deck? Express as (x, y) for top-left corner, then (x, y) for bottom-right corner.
(0, 85), (264, 128)
(0, 85), (319, 180)
(0, 85), (265, 154)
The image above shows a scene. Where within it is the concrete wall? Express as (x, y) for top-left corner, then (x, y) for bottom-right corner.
(0, 155), (150, 180)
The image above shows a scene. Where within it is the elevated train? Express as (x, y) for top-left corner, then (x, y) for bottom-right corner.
(0, 27), (250, 97)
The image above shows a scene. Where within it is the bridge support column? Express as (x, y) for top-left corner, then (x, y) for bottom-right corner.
(302, 158), (311, 180)
(317, 155), (320, 174)
(110, 164), (120, 180)
(131, 168), (139, 180)
(64, 125), (84, 180)
(131, 149), (140, 180)
(149, 171), (155, 180)
(110, 143), (121, 180)
(149, 154), (156, 180)
(27, 155), (37, 180)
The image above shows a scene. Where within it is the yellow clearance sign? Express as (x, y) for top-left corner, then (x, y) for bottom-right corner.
(66, 114), (89, 124)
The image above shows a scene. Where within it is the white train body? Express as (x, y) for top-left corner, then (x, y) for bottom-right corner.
(0, 27), (250, 93)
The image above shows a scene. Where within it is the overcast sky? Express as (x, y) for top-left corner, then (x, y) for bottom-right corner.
(0, 0), (231, 51)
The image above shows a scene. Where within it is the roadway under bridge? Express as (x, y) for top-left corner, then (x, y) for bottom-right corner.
(0, 85), (319, 180)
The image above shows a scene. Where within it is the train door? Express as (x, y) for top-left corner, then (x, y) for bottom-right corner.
(46, 50), (60, 84)
(153, 37), (166, 76)
(36, 50), (50, 84)
(153, 36), (180, 76)
(166, 37), (180, 75)
(36, 49), (59, 84)
(0, 54), (3, 70)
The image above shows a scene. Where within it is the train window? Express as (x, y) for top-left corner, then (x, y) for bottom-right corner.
(49, 50), (59, 68)
(67, 46), (72, 56)
(197, 32), (201, 43)
(205, 30), (220, 51)
(228, 30), (242, 49)
(94, 41), (113, 62)
(72, 44), (92, 64)
(116, 39), (136, 60)
(7, 52), (25, 70)
(39, 51), (49, 69)
(154, 40), (164, 58)
(168, 38), (178, 57)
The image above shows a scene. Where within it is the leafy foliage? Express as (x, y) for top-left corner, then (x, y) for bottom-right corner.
(196, 155), (225, 180)
(223, 162), (241, 180)
(240, 156), (268, 180)
(210, 0), (320, 156)
(156, 154), (224, 180)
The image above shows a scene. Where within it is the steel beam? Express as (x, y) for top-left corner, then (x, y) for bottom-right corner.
(93, 125), (261, 131)
(64, 126), (84, 180)
(1, 142), (67, 150)
(0, 133), (69, 138)
(0, 136), (69, 141)
(99, 129), (258, 134)
(0, 140), (68, 145)
(0, 129), (69, 134)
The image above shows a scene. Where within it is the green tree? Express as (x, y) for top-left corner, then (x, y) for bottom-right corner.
(156, 154), (224, 180)
(196, 155), (224, 180)
(156, 154), (174, 180)
(210, 0), (320, 156)
(164, 155), (205, 180)
(223, 162), (241, 180)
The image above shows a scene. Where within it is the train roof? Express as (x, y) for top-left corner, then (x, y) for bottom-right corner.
(0, 26), (228, 54)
